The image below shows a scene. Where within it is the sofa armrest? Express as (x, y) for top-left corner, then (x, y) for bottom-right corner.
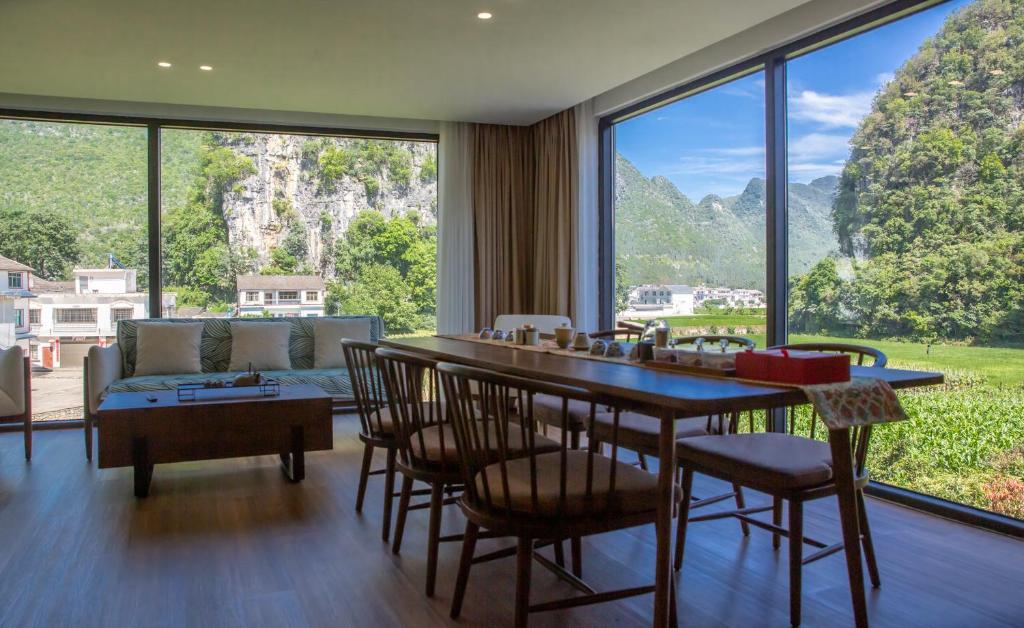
(86, 344), (123, 415)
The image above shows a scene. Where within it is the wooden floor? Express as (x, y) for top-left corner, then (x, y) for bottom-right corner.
(1, 416), (1022, 628)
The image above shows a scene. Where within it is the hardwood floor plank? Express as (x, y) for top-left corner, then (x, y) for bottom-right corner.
(0, 416), (1021, 627)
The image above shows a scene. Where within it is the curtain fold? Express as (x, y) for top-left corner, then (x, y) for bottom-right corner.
(573, 98), (600, 332)
(471, 108), (578, 330)
(437, 122), (475, 334)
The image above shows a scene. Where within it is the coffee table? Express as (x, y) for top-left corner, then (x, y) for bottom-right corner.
(95, 384), (333, 497)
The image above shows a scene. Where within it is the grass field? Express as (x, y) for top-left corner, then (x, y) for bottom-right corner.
(632, 314), (1024, 518)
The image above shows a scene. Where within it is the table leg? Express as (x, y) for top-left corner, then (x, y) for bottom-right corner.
(280, 425), (305, 483)
(829, 428), (868, 628)
(653, 408), (676, 627)
(133, 436), (153, 498)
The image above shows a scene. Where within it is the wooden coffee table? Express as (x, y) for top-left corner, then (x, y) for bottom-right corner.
(96, 384), (333, 497)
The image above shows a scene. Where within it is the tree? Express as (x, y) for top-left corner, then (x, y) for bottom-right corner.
(615, 263), (630, 314)
(789, 257), (848, 334)
(0, 207), (81, 279)
(329, 264), (421, 333)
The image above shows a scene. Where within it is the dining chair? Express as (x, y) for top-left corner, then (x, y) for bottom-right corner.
(341, 339), (401, 543)
(375, 347), (562, 597)
(675, 418), (887, 627)
(0, 346), (32, 460)
(438, 361), (679, 627)
(588, 327), (643, 341)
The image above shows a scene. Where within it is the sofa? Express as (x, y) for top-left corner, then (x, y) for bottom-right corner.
(83, 315), (384, 460)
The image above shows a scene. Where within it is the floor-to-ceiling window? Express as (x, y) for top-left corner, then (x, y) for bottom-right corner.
(785, 0), (1023, 519)
(0, 118), (149, 420)
(603, 0), (1024, 524)
(160, 129), (438, 333)
(613, 71), (767, 339)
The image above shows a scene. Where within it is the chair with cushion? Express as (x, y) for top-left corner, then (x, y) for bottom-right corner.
(439, 362), (680, 627)
(341, 339), (400, 543)
(0, 346), (31, 460)
(675, 420), (886, 626)
(375, 347), (561, 597)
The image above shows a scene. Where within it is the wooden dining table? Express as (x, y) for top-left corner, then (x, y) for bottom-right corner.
(381, 335), (944, 627)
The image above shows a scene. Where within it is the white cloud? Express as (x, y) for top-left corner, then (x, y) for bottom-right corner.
(875, 72), (895, 86)
(789, 89), (873, 128)
(789, 133), (850, 161)
(706, 146), (765, 157)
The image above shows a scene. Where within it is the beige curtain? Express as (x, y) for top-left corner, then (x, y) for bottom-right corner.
(472, 108), (577, 329)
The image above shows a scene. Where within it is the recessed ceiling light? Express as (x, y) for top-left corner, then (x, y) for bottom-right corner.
(157, 62), (172, 68)
(199, 65), (213, 71)
(477, 12), (492, 19)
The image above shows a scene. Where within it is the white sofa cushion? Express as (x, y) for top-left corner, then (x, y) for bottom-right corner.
(0, 346), (25, 417)
(229, 322), (292, 371)
(313, 318), (372, 369)
(134, 322), (203, 376)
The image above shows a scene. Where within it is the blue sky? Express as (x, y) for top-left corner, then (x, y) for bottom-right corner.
(615, 0), (969, 201)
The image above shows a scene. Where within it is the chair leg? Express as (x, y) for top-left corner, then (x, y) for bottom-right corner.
(381, 448), (397, 542)
(425, 482), (444, 597)
(674, 468), (695, 571)
(772, 496), (783, 550)
(354, 443), (374, 513)
(732, 483), (750, 536)
(669, 568), (679, 628)
(392, 475), (413, 554)
(857, 489), (881, 588)
(515, 537), (533, 628)
(553, 539), (566, 568)
(23, 413), (32, 461)
(570, 429), (580, 450)
(570, 536), (582, 578)
(84, 412), (93, 462)
(788, 500), (804, 627)
(450, 521), (479, 619)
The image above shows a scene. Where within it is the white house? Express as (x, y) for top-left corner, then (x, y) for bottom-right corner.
(30, 267), (176, 342)
(626, 284), (695, 316)
(236, 275), (325, 317)
(0, 254), (35, 348)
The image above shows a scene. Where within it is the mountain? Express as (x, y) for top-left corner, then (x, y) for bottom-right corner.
(615, 153), (839, 290)
(0, 120), (436, 280)
(818, 0), (1024, 342)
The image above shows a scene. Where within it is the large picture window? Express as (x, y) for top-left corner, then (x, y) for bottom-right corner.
(602, 0), (1024, 524)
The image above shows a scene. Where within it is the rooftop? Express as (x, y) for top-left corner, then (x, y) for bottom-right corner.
(0, 254), (33, 273)
(237, 275), (325, 291)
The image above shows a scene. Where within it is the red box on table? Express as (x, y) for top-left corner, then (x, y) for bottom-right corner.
(734, 349), (850, 385)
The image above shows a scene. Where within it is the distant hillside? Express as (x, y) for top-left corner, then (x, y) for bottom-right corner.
(615, 153), (840, 290)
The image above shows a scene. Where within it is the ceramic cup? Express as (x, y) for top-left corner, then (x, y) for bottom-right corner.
(479, 328), (493, 339)
(572, 332), (591, 350)
(590, 339), (607, 356)
(491, 329), (507, 341)
(604, 341), (625, 358)
(554, 324), (576, 349)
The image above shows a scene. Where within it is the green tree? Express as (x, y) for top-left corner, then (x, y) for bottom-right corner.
(329, 264), (420, 333)
(0, 207), (81, 279)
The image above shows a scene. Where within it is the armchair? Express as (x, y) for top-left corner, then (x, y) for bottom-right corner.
(0, 346), (32, 460)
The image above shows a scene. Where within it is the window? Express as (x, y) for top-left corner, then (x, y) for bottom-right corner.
(14, 309), (23, 327)
(784, 0), (1023, 520)
(305, 291), (319, 302)
(78, 276), (89, 292)
(110, 307), (134, 323)
(613, 70), (766, 326)
(8, 273), (22, 289)
(601, 0), (1024, 526)
(245, 291), (260, 302)
(160, 128), (438, 335)
(55, 308), (98, 324)
(29, 309), (40, 325)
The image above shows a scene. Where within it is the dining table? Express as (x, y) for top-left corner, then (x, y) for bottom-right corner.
(380, 334), (945, 627)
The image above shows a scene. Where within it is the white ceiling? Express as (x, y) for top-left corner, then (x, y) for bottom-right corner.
(0, 0), (811, 125)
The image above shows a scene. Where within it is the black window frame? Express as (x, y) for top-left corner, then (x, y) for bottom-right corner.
(0, 109), (439, 319)
(596, 0), (1023, 537)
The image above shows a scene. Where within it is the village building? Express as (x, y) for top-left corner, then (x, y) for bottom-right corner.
(236, 275), (326, 318)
